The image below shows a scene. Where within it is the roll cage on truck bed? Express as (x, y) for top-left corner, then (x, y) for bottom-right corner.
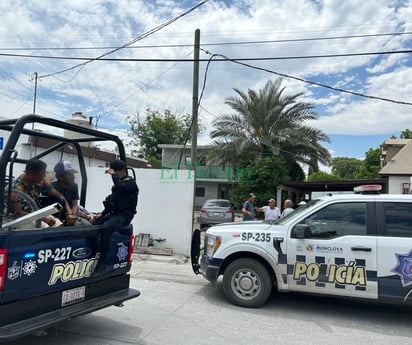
(0, 114), (140, 342)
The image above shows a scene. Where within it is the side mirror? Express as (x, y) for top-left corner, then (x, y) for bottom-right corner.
(291, 224), (312, 239)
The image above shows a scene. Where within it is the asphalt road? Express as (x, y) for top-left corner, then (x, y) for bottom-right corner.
(8, 258), (412, 345)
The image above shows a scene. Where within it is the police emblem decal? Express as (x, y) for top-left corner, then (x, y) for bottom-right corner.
(392, 250), (412, 287)
(22, 260), (38, 276)
(7, 261), (21, 280)
(116, 243), (128, 261)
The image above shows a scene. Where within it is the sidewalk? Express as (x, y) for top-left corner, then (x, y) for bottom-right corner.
(132, 253), (188, 265)
(130, 253), (204, 285)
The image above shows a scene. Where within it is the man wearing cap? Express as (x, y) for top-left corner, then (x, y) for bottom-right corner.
(255, 199), (280, 221)
(93, 159), (139, 275)
(242, 193), (256, 221)
(52, 160), (91, 225)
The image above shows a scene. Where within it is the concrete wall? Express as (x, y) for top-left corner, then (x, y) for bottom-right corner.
(85, 167), (194, 256)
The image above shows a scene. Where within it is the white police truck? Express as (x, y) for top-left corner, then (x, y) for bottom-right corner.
(191, 185), (412, 307)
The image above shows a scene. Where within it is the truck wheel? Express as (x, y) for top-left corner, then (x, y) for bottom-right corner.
(223, 258), (272, 308)
(3, 189), (40, 224)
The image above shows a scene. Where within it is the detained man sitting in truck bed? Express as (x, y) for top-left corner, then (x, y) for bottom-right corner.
(11, 159), (74, 228)
(52, 160), (92, 226)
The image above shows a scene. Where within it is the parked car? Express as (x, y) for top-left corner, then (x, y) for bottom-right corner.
(199, 199), (234, 229)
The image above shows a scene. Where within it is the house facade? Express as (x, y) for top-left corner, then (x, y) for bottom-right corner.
(379, 139), (412, 194)
(158, 144), (237, 209)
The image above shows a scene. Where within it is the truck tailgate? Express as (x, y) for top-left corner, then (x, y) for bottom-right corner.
(0, 274), (139, 342)
(2, 225), (134, 304)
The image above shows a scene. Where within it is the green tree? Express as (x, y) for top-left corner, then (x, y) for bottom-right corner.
(308, 171), (341, 181)
(332, 157), (362, 179)
(128, 109), (197, 162)
(356, 148), (381, 179)
(230, 156), (289, 208)
(388, 129), (412, 139)
(400, 128), (412, 139)
(209, 79), (331, 173)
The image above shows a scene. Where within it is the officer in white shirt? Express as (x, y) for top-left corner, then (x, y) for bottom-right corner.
(255, 199), (281, 220)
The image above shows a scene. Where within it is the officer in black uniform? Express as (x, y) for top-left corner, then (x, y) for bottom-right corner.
(93, 159), (138, 275)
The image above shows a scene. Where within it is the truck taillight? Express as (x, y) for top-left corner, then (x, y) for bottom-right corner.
(128, 235), (135, 264)
(0, 249), (8, 291)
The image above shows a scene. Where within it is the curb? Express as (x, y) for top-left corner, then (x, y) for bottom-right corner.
(132, 253), (188, 265)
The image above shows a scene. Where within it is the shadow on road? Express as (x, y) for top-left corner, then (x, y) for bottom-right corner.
(8, 312), (147, 345)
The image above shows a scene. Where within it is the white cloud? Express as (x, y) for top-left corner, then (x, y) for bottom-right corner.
(310, 65), (412, 135)
(0, 0), (410, 158)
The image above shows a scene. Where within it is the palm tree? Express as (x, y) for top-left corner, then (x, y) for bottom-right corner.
(209, 79), (331, 172)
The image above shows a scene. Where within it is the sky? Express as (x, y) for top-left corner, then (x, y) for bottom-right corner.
(0, 0), (411, 166)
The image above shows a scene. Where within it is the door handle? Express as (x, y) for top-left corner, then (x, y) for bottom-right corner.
(351, 246), (372, 252)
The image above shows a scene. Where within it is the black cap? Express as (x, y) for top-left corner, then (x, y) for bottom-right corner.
(109, 160), (127, 171)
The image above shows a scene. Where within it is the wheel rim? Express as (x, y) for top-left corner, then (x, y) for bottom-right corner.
(231, 268), (261, 300)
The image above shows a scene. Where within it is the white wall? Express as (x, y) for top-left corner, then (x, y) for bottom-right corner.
(85, 167), (194, 256)
(388, 175), (411, 194)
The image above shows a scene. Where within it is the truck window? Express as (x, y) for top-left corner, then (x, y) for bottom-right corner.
(383, 202), (412, 237)
(303, 202), (367, 238)
(276, 199), (321, 225)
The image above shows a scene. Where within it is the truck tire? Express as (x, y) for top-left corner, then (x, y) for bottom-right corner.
(3, 189), (40, 225)
(223, 258), (272, 308)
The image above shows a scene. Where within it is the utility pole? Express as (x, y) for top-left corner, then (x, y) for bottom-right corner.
(30, 72), (39, 158)
(32, 72), (38, 116)
(191, 29), (200, 173)
(191, 29), (200, 226)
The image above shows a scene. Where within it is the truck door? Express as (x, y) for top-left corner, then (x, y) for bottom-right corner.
(287, 201), (378, 300)
(376, 201), (412, 303)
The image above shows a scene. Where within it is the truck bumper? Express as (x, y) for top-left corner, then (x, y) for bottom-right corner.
(0, 275), (140, 342)
(200, 255), (224, 283)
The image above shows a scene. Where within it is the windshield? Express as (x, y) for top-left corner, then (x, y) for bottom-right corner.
(275, 199), (321, 225)
(204, 200), (230, 208)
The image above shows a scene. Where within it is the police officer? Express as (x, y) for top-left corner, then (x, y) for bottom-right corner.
(93, 159), (138, 275)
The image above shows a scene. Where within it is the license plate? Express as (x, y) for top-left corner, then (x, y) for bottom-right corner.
(212, 212), (220, 216)
(62, 286), (86, 307)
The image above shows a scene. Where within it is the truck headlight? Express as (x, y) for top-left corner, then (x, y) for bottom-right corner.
(206, 234), (222, 257)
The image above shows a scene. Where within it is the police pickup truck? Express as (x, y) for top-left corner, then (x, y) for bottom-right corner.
(0, 115), (139, 342)
(192, 185), (412, 308)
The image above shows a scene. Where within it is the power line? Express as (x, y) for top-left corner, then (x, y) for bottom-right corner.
(1, 30), (411, 51)
(198, 54), (218, 107)
(38, 0), (210, 80)
(97, 50), (193, 121)
(200, 49), (412, 106)
(1, 48), (411, 62)
(0, 90), (66, 119)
